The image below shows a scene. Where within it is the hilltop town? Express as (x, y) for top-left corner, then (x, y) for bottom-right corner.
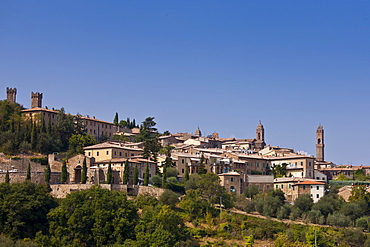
(1, 87), (370, 246)
(1, 87), (362, 200)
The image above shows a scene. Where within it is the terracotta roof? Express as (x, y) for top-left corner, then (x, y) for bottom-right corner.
(21, 107), (58, 113)
(293, 181), (326, 186)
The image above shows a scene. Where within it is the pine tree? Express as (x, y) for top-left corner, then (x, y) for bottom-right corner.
(184, 166), (190, 182)
(26, 163), (31, 181)
(81, 157), (87, 184)
(123, 159), (130, 184)
(133, 164), (138, 185)
(44, 164), (51, 184)
(61, 160), (68, 184)
(144, 163), (149, 186)
(162, 166), (167, 189)
(5, 170), (10, 183)
(106, 162), (112, 184)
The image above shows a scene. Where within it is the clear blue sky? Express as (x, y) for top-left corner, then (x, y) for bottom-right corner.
(1, 1), (369, 165)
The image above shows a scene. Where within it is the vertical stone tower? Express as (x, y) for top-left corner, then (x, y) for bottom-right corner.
(255, 121), (266, 150)
(31, 92), (43, 108)
(194, 127), (202, 137)
(316, 125), (324, 161)
(6, 87), (17, 103)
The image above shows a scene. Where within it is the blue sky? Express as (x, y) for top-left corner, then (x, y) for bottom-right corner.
(1, 1), (369, 165)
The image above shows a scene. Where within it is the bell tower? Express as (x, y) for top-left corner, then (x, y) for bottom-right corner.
(316, 125), (324, 161)
(254, 121), (266, 150)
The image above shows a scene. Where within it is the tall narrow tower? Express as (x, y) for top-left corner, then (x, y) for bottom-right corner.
(31, 92), (43, 108)
(6, 87), (17, 103)
(316, 125), (324, 161)
(255, 121), (266, 150)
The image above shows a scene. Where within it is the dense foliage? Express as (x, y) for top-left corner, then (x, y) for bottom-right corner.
(0, 100), (94, 155)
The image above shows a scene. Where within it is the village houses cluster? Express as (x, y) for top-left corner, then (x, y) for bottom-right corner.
(1, 87), (367, 203)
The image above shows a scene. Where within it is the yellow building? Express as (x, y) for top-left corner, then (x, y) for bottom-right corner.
(84, 141), (143, 162)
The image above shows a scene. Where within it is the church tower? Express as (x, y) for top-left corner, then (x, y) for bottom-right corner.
(316, 125), (324, 161)
(254, 121), (266, 150)
(194, 127), (202, 137)
(6, 87), (17, 103)
(31, 92), (43, 108)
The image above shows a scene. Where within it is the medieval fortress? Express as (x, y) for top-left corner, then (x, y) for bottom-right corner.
(1, 87), (357, 201)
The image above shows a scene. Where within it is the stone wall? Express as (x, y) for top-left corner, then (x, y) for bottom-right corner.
(0, 171), (60, 184)
(50, 184), (166, 199)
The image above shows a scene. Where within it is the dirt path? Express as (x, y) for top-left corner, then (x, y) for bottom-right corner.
(229, 208), (332, 228)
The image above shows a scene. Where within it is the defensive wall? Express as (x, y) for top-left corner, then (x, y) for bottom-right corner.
(50, 184), (166, 199)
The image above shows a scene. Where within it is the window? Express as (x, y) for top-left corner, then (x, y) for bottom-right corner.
(301, 162), (303, 166)
(281, 184), (284, 189)
(125, 153), (128, 157)
(316, 194), (320, 198)
(182, 159), (185, 164)
(317, 186), (319, 190)
(289, 184), (292, 188)
(182, 169), (184, 174)
(231, 177), (234, 182)
(97, 151), (99, 156)
(276, 185), (278, 189)
(88, 152), (91, 156)
(131, 153), (134, 156)
(303, 185), (306, 190)
(309, 162), (312, 166)
(114, 151), (116, 155)
(106, 151), (109, 155)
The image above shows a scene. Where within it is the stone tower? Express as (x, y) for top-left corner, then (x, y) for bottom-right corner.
(316, 125), (324, 161)
(255, 121), (266, 150)
(31, 92), (43, 108)
(6, 87), (17, 103)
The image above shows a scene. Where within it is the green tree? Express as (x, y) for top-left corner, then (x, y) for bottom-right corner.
(184, 166), (190, 182)
(60, 160), (67, 184)
(26, 162), (31, 181)
(113, 112), (119, 126)
(144, 163), (149, 186)
(271, 163), (287, 178)
(5, 170), (10, 183)
(122, 159), (129, 184)
(293, 194), (313, 215)
(68, 134), (96, 156)
(132, 205), (187, 247)
(162, 166), (167, 189)
(41, 186), (138, 247)
(0, 182), (57, 239)
(107, 162), (112, 184)
(137, 117), (161, 162)
(197, 154), (207, 174)
(244, 185), (260, 199)
(161, 145), (174, 168)
(44, 164), (51, 184)
(81, 157), (87, 184)
(133, 164), (139, 185)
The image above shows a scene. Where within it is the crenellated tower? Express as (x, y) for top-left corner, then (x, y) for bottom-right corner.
(6, 87), (17, 103)
(31, 92), (43, 108)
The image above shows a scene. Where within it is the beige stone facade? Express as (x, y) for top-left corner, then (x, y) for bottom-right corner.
(84, 142), (143, 162)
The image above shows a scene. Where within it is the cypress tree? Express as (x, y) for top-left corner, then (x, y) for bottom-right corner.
(162, 166), (167, 189)
(184, 166), (190, 182)
(26, 163), (31, 181)
(106, 162), (112, 184)
(5, 170), (10, 183)
(133, 164), (138, 185)
(123, 159), (129, 184)
(113, 112), (119, 126)
(61, 160), (67, 184)
(144, 163), (149, 186)
(81, 157), (87, 184)
(30, 120), (37, 151)
(44, 164), (51, 184)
